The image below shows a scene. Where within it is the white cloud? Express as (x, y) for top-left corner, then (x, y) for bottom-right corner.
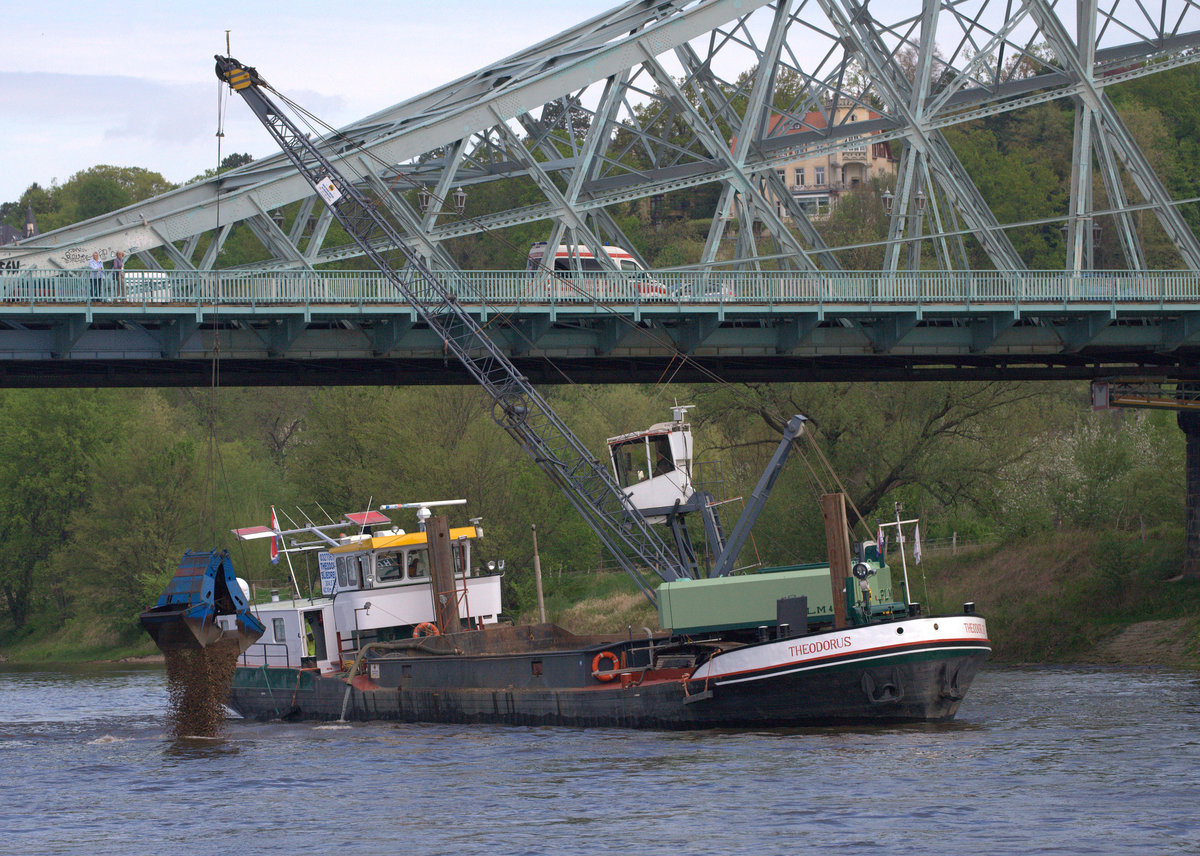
(0, 0), (617, 202)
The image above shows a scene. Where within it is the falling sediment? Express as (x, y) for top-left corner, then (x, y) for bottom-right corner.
(162, 640), (240, 738)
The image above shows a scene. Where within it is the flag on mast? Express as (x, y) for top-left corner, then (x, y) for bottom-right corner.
(270, 506), (281, 565)
(876, 526), (885, 560)
(913, 522), (923, 564)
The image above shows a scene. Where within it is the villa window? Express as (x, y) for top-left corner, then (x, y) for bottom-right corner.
(795, 168), (805, 186)
(815, 166), (826, 185)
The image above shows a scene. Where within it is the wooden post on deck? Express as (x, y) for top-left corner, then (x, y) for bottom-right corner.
(821, 493), (853, 629)
(426, 515), (462, 634)
(532, 524), (547, 624)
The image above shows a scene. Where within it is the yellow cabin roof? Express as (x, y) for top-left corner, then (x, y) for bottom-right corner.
(328, 525), (480, 554)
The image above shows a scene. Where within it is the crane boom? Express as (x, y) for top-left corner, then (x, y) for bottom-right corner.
(709, 414), (806, 577)
(214, 56), (689, 604)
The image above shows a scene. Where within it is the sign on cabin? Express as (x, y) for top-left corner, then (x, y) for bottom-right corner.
(319, 552), (337, 596)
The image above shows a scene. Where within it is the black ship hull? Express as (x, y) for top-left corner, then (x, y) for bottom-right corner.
(228, 618), (990, 729)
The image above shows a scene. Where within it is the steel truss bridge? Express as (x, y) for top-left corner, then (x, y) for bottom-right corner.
(3, 0), (1200, 387)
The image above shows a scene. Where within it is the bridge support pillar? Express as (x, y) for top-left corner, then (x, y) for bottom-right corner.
(1177, 410), (1200, 580)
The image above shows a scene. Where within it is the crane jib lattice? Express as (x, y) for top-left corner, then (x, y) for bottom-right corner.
(215, 56), (690, 605)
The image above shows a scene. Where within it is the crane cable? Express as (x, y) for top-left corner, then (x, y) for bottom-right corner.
(266, 80), (864, 542)
(203, 46), (258, 579)
(242, 76), (870, 556)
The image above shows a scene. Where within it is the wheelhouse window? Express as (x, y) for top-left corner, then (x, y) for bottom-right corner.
(335, 555), (360, 588)
(453, 540), (468, 577)
(650, 434), (673, 476)
(377, 552), (402, 582)
(611, 434), (672, 487)
(612, 437), (649, 487)
(405, 548), (429, 580)
(272, 617), (286, 643)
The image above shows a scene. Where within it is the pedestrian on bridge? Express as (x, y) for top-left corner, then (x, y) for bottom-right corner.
(88, 252), (104, 300)
(112, 250), (125, 299)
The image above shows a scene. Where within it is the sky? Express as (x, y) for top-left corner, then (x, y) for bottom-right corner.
(0, 0), (605, 205)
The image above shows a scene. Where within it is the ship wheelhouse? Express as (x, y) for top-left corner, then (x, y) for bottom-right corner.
(236, 514), (502, 674)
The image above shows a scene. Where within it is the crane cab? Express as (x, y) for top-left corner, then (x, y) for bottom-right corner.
(607, 406), (695, 522)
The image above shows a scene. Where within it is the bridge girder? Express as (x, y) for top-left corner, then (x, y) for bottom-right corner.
(4, 0), (1200, 276)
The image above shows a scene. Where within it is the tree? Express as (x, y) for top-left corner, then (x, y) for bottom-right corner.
(67, 165), (176, 221)
(74, 173), (131, 221)
(57, 390), (291, 634)
(170, 387), (310, 467)
(943, 102), (1072, 269)
(3, 167), (176, 235)
(220, 153), (254, 171)
(1003, 408), (1184, 539)
(694, 380), (1075, 537)
(815, 180), (889, 268)
(59, 394), (203, 624)
(0, 390), (121, 628)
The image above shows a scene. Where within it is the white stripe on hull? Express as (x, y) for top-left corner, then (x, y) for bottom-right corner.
(691, 616), (990, 686)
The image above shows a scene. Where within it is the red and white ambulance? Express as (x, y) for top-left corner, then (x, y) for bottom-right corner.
(525, 242), (668, 300)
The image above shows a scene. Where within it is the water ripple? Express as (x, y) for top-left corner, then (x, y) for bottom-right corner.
(1, 664), (1199, 855)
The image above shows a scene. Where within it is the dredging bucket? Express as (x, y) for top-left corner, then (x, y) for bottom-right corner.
(139, 549), (265, 654)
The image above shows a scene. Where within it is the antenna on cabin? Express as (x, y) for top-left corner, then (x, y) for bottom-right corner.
(379, 499), (467, 531)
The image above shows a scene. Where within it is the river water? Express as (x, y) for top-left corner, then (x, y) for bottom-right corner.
(0, 664), (1196, 855)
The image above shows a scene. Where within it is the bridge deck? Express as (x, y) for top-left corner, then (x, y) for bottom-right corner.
(0, 270), (1198, 386)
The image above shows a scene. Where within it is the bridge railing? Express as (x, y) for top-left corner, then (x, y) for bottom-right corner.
(2, 269), (1199, 306)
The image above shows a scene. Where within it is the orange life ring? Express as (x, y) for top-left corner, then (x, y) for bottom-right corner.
(592, 650), (620, 682)
(413, 622), (440, 638)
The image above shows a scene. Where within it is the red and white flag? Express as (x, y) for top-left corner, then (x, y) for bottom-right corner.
(270, 506), (281, 565)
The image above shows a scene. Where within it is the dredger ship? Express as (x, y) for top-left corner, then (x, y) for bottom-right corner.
(146, 407), (990, 729)
(139, 56), (990, 729)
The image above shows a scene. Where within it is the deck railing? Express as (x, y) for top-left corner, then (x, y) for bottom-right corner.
(2, 268), (1198, 307)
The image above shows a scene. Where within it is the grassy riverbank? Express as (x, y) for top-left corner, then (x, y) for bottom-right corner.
(0, 612), (159, 664)
(2, 529), (1197, 667)
(919, 529), (1200, 667)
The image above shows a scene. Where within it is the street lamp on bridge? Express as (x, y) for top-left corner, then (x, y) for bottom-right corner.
(419, 186), (468, 216)
(881, 188), (927, 270)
